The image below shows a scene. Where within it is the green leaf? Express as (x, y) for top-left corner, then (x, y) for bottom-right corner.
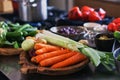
(13, 41), (20, 48)
(117, 54), (120, 61)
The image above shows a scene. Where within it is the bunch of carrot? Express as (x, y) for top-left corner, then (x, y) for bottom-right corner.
(31, 42), (87, 69)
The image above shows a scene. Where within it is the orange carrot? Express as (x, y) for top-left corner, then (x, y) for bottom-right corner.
(34, 43), (51, 50)
(39, 51), (77, 67)
(31, 49), (70, 63)
(51, 53), (87, 69)
(35, 46), (60, 55)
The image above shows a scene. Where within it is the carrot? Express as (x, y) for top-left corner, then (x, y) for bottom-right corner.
(35, 46), (60, 55)
(34, 43), (51, 50)
(31, 49), (70, 63)
(51, 53), (87, 69)
(39, 51), (77, 67)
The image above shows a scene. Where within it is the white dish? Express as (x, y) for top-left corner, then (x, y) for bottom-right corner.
(83, 22), (101, 30)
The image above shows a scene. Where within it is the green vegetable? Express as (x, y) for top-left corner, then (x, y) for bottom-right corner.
(80, 47), (100, 66)
(15, 24), (32, 32)
(36, 30), (115, 70)
(114, 31), (120, 40)
(27, 31), (38, 36)
(37, 30), (85, 51)
(21, 39), (35, 51)
(0, 21), (39, 48)
(0, 22), (8, 47)
(6, 32), (23, 38)
(13, 41), (20, 48)
(25, 27), (38, 32)
(117, 54), (120, 61)
(7, 22), (20, 27)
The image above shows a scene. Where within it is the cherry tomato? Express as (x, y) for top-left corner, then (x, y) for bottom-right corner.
(107, 22), (116, 32)
(116, 23), (120, 31)
(113, 18), (120, 24)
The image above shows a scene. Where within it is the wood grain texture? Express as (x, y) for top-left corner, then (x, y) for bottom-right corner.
(0, 48), (23, 55)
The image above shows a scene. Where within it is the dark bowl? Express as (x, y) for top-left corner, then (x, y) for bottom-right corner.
(95, 33), (115, 52)
(50, 26), (86, 41)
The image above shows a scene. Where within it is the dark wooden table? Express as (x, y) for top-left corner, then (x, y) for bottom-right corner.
(0, 55), (120, 80)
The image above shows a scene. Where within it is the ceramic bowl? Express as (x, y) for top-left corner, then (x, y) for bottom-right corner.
(50, 26), (86, 41)
(95, 33), (115, 52)
(83, 22), (101, 30)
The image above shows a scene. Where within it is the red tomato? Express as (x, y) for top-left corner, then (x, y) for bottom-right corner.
(88, 11), (102, 22)
(81, 6), (94, 12)
(68, 7), (82, 20)
(98, 8), (106, 19)
(113, 18), (120, 24)
(116, 23), (120, 31)
(107, 22), (116, 32)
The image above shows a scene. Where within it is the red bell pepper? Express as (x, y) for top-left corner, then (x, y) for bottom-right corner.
(68, 6), (106, 21)
(81, 6), (94, 12)
(68, 7), (82, 20)
(82, 11), (90, 21)
(98, 8), (106, 19)
(81, 6), (94, 21)
(88, 11), (102, 22)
